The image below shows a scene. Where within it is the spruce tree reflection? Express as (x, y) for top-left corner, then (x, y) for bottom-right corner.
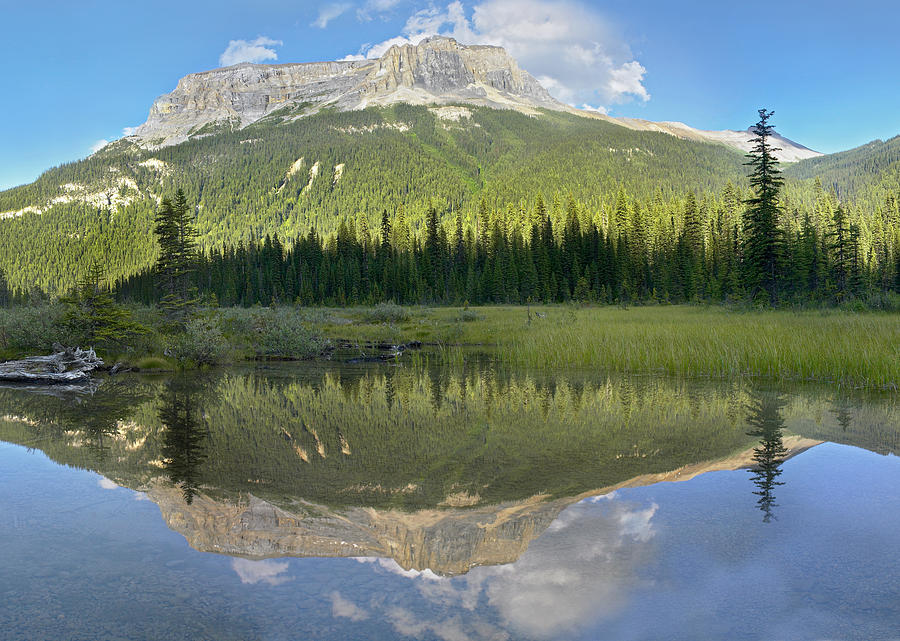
(831, 399), (854, 433)
(746, 390), (789, 522)
(159, 377), (207, 504)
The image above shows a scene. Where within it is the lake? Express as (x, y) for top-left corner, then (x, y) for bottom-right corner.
(1, 358), (898, 640)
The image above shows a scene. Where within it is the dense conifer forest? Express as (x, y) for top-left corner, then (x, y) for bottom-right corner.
(1, 105), (899, 303)
(111, 185), (899, 307)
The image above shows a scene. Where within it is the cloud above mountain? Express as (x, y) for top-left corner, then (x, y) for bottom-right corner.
(219, 36), (283, 66)
(90, 139), (109, 154)
(313, 3), (354, 28)
(356, 0), (406, 21)
(342, 0), (649, 109)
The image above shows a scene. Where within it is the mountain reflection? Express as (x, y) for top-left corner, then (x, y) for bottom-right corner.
(0, 362), (898, 574)
(159, 377), (208, 504)
(746, 390), (788, 522)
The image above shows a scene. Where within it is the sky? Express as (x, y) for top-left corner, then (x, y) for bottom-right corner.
(2, 0), (899, 190)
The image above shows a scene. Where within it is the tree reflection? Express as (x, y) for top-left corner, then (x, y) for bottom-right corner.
(0, 378), (151, 463)
(746, 390), (788, 522)
(831, 399), (854, 433)
(159, 377), (208, 505)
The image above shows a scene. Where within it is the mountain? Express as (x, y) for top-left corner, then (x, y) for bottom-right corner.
(606, 119), (822, 162)
(0, 36), (875, 296)
(131, 35), (818, 162)
(0, 103), (752, 294)
(134, 36), (565, 149)
(783, 134), (900, 197)
(147, 437), (820, 575)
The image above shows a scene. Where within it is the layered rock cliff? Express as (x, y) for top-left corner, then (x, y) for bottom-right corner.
(130, 35), (820, 161)
(133, 36), (565, 147)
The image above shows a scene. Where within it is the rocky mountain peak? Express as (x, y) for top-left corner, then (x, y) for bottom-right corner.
(127, 35), (820, 160)
(132, 36), (566, 148)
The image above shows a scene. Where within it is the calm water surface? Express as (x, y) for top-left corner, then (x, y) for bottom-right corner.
(1, 360), (898, 640)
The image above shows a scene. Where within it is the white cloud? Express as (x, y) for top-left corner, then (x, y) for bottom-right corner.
(349, 0), (649, 108)
(330, 591), (370, 621)
(387, 607), (472, 641)
(402, 498), (656, 640)
(403, 0), (471, 36)
(607, 60), (650, 102)
(231, 558), (292, 586)
(580, 104), (608, 115)
(359, 34), (432, 59)
(219, 36), (283, 67)
(312, 3), (353, 28)
(97, 476), (117, 489)
(122, 126), (139, 137)
(357, 0), (406, 21)
(90, 139), (109, 154)
(345, 497), (659, 641)
(474, 499), (658, 638)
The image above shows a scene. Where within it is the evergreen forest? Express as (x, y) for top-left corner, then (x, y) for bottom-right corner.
(1, 105), (898, 305)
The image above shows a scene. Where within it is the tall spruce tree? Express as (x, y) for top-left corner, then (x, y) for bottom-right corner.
(742, 109), (784, 304)
(154, 189), (200, 327)
(826, 205), (851, 299)
(0, 267), (9, 307)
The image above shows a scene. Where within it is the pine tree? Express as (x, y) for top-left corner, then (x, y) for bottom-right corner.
(0, 267), (9, 307)
(159, 379), (206, 505)
(826, 205), (851, 299)
(379, 210), (392, 256)
(742, 109), (784, 304)
(154, 189), (200, 327)
(847, 221), (863, 297)
(60, 261), (144, 351)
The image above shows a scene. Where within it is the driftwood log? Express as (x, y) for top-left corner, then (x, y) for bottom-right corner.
(0, 346), (104, 385)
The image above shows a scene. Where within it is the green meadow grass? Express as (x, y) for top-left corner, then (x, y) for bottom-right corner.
(315, 305), (900, 389)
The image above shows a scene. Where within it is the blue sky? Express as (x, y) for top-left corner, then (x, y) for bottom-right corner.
(2, 0), (899, 190)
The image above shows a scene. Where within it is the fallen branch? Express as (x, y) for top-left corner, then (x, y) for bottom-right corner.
(0, 346), (104, 385)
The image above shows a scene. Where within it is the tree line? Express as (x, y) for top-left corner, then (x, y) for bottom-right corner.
(116, 113), (900, 309)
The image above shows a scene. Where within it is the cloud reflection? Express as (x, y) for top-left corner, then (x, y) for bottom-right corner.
(330, 591), (370, 621)
(355, 497), (659, 640)
(97, 476), (118, 490)
(231, 558), (292, 586)
(482, 500), (657, 638)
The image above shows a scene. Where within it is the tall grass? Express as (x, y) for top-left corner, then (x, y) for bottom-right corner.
(493, 306), (899, 389)
(310, 304), (899, 389)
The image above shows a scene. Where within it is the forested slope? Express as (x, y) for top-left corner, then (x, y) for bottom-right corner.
(1, 104), (897, 297)
(1, 105), (749, 294)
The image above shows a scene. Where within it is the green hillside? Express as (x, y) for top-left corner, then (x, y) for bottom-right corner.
(0, 104), (898, 297)
(784, 135), (900, 198)
(0, 105), (750, 294)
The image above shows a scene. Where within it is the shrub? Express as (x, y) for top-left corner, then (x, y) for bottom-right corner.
(249, 308), (325, 359)
(363, 302), (410, 323)
(456, 309), (484, 322)
(135, 356), (173, 370)
(0, 304), (70, 354)
(164, 315), (230, 366)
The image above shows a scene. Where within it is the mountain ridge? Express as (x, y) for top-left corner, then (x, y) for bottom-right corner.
(128, 35), (819, 162)
(133, 36), (565, 148)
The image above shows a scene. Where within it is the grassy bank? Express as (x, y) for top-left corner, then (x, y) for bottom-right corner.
(0, 305), (327, 368)
(310, 305), (900, 389)
(1, 303), (897, 388)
